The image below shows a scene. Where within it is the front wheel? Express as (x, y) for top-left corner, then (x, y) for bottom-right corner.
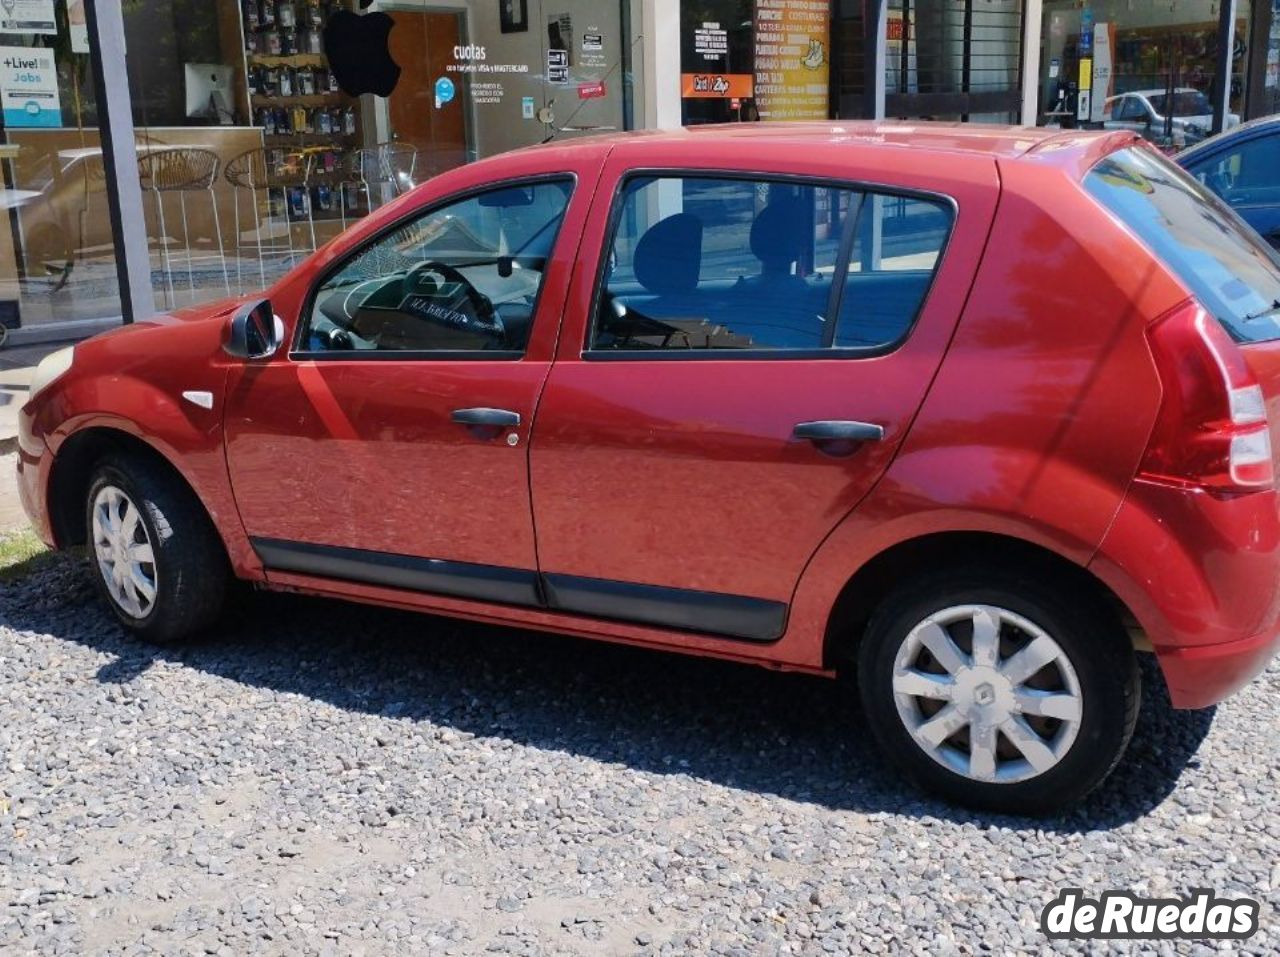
(857, 570), (1140, 814)
(86, 455), (230, 644)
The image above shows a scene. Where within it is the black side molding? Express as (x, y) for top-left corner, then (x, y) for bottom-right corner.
(541, 573), (786, 643)
(251, 538), (542, 608)
(251, 539), (787, 642)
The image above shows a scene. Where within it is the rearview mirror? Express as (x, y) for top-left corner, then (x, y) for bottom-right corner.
(223, 299), (284, 360)
(478, 186), (535, 208)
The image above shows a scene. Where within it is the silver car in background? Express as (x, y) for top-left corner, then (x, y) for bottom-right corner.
(1104, 88), (1240, 148)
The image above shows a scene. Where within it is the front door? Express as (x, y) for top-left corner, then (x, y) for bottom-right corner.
(528, 152), (994, 640)
(223, 170), (589, 605)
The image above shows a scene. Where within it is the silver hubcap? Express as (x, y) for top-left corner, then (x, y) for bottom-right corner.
(892, 604), (1083, 784)
(91, 485), (158, 620)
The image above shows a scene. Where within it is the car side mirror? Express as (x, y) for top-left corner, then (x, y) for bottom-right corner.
(223, 299), (285, 360)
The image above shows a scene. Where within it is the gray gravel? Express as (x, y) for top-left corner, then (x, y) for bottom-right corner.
(1, 552), (1276, 955)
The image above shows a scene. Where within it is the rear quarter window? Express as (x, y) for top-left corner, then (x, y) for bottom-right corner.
(1085, 146), (1280, 343)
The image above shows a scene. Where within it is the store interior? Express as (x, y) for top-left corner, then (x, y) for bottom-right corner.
(0, 0), (642, 337)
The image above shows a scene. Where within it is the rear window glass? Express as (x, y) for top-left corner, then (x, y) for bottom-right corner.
(1085, 146), (1280, 343)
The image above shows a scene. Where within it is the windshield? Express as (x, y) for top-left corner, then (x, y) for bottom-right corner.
(1085, 146), (1280, 344)
(1148, 91), (1211, 117)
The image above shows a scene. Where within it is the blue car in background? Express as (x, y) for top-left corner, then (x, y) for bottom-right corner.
(1178, 115), (1280, 250)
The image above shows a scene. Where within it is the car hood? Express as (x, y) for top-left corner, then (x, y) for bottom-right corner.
(162, 295), (250, 325)
(64, 294), (257, 356)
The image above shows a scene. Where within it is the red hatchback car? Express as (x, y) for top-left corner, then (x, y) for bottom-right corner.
(16, 123), (1280, 812)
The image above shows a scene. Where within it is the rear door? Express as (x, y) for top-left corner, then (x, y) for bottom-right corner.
(527, 143), (998, 641)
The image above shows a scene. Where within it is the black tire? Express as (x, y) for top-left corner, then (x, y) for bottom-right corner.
(85, 454), (230, 644)
(856, 568), (1140, 815)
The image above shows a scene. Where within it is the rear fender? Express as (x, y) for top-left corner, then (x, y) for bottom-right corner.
(781, 451), (1132, 668)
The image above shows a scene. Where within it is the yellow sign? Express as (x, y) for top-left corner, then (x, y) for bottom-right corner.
(754, 0), (829, 121)
(1078, 57), (1092, 92)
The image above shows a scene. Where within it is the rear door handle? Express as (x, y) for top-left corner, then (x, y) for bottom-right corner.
(793, 420), (885, 443)
(451, 407), (521, 428)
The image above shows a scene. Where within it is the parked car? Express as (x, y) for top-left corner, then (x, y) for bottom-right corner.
(1178, 114), (1280, 250)
(1104, 88), (1238, 147)
(16, 123), (1280, 813)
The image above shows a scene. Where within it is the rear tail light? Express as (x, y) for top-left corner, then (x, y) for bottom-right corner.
(1139, 301), (1274, 494)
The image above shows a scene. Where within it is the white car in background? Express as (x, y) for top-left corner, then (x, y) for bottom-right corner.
(1104, 88), (1239, 147)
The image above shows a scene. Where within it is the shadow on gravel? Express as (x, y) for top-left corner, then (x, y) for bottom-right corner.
(3, 554), (1214, 833)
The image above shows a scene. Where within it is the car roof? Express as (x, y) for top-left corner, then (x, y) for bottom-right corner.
(524, 121), (1130, 163)
(1123, 88), (1200, 98)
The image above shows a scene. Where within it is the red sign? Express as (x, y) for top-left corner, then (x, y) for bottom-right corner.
(577, 81), (607, 100)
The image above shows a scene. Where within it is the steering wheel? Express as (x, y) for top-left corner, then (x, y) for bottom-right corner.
(402, 260), (502, 338)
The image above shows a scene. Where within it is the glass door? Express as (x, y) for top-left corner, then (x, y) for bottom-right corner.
(380, 0), (634, 175)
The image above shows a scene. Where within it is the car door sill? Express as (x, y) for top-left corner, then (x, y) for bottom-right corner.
(540, 573), (785, 642)
(251, 538), (543, 608)
(250, 538), (786, 642)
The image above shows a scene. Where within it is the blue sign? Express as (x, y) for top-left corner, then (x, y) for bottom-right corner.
(0, 46), (62, 128)
(434, 76), (455, 108)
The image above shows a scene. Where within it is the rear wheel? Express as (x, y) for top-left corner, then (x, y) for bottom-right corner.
(86, 455), (229, 644)
(857, 570), (1139, 814)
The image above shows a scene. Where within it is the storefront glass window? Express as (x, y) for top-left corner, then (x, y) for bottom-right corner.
(1040, 1), (1251, 153)
(108, 0), (641, 314)
(0, 0), (122, 342)
(679, 0), (831, 124)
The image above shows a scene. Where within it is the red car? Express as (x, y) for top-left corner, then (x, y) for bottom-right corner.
(16, 123), (1280, 813)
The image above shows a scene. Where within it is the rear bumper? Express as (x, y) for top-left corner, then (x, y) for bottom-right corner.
(1090, 478), (1280, 708)
(1155, 630), (1280, 710)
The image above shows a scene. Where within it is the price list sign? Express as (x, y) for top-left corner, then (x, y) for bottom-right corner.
(753, 0), (829, 120)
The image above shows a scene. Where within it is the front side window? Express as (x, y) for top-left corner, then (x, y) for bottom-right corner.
(300, 179), (573, 355)
(1185, 134), (1280, 208)
(1148, 91), (1212, 118)
(589, 175), (952, 353)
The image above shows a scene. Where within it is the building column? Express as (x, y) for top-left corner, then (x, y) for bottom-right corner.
(643, 0), (682, 129)
(1212, 0), (1238, 134)
(84, 0), (152, 323)
(1019, 0), (1043, 126)
(1244, 0), (1272, 119)
(863, 0), (887, 120)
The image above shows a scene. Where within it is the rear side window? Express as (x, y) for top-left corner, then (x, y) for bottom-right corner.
(1085, 146), (1280, 343)
(589, 175), (953, 354)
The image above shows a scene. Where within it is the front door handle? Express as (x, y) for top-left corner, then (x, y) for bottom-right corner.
(451, 407), (521, 428)
(793, 420), (884, 443)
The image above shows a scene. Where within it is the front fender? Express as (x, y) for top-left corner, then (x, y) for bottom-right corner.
(37, 372), (262, 579)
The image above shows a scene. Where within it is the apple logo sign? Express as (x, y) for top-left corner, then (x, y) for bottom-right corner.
(323, 9), (402, 98)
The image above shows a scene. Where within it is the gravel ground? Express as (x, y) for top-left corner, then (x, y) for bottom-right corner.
(1, 552), (1276, 955)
